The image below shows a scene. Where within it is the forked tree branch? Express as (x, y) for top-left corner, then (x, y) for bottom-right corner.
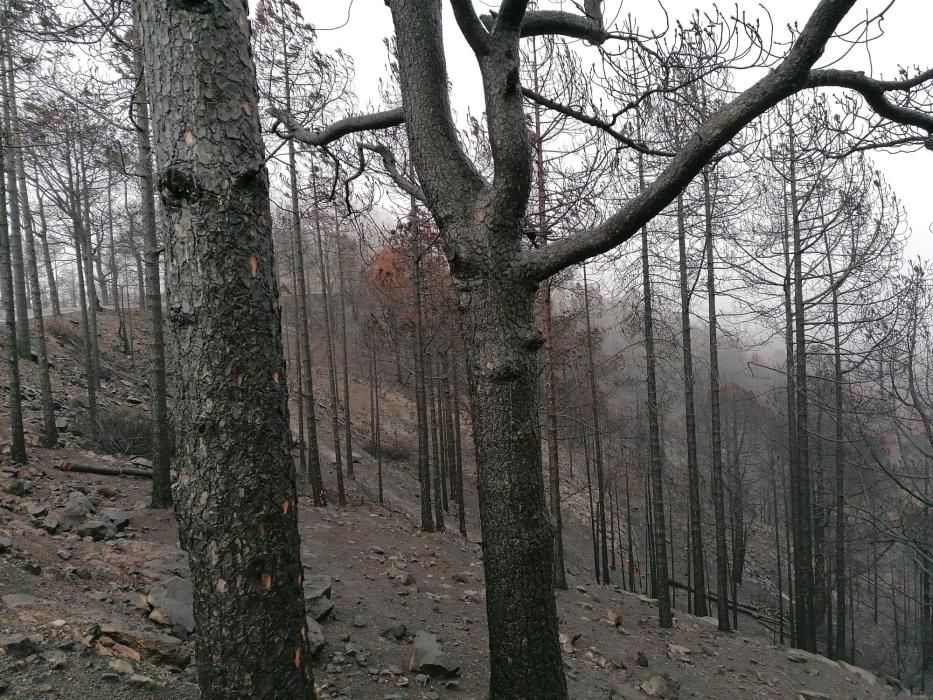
(521, 0), (933, 281)
(481, 0), (608, 43)
(360, 142), (426, 202)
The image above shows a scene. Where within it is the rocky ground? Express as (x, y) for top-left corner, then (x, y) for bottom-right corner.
(0, 311), (923, 699)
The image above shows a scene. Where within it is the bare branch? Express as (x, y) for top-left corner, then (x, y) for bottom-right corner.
(521, 0), (886, 281)
(450, 0), (491, 55)
(521, 86), (675, 157)
(482, 0), (607, 43)
(807, 68), (933, 135)
(268, 106), (405, 147)
(360, 142), (426, 202)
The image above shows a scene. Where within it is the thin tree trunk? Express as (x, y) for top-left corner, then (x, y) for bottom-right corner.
(33, 190), (60, 316)
(0, 131), (25, 462)
(312, 178), (345, 506)
(831, 281), (846, 657)
(451, 349), (466, 537)
(132, 48), (172, 509)
(677, 192), (708, 617)
(8, 62), (56, 446)
(334, 214), (353, 479)
(790, 120), (816, 651)
(411, 200), (433, 531)
(638, 143), (671, 627)
(285, 125), (324, 504)
(703, 168), (731, 633)
(289, 245), (307, 484)
(1, 45), (30, 358)
(427, 351), (444, 531)
(582, 264), (610, 585)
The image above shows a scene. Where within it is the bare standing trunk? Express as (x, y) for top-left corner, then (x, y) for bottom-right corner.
(411, 205), (433, 531)
(703, 168), (731, 633)
(0, 134), (25, 463)
(335, 226), (353, 480)
(676, 193), (708, 616)
(427, 351), (444, 530)
(789, 122), (816, 651)
(7, 55), (57, 446)
(132, 44), (172, 509)
(286, 126), (324, 504)
(33, 190), (60, 316)
(582, 263), (609, 585)
(311, 180), (344, 506)
(451, 349), (466, 537)
(1, 37), (29, 359)
(136, 0), (315, 693)
(638, 144), (672, 626)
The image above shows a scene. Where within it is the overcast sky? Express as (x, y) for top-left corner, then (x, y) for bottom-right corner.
(306, 1), (932, 261)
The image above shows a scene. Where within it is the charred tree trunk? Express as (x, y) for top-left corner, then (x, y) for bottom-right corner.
(136, 0), (315, 694)
(427, 351), (444, 531)
(33, 191), (60, 316)
(334, 218), (353, 480)
(0, 132), (25, 463)
(704, 168), (731, 633)
(312, 182), (344, 506)
(676, 193), (708, 617)
(132, 46), (172, 509)
(8, 59), (56, 447)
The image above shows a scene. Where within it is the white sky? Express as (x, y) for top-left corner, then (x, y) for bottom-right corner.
(306, 1), (933, 261)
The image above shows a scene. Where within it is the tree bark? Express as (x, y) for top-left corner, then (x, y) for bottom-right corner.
(136, 0), (315, 694)
(33, 190), (60, 316)
(427, 351), (444, 531)
(334, 212), (353, 480)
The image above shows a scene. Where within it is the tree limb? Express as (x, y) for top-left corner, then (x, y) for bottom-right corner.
(521, 86), (675, 157)
(268, 106), (405, 147)
(450, 0), (491, 55)
(360, 142), (426, 202)
(481, 0), (607, 43)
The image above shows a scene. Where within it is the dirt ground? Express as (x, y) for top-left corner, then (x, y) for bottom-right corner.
(0, 311), (914, 699)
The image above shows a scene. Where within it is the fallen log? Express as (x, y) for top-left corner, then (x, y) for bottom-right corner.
(57, 462), (153, 478)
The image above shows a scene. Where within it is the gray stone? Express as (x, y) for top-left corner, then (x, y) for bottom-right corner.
(76, 519), (116, 541)
(108, 658), (135, 675)
(353, 615), (368, 628)
(796, 692), (831, 700)
(0, 535), (12, 553)
(0, 634), (39, 656)
(408, 631), (460, 677)
(147, 576), (195, 634)
(306, 618), (326, 657)
(640, 674), (680, 699)
(2, 593), (40, 608)
(99, 508), (131, 531)
(0, 479), (27, 496)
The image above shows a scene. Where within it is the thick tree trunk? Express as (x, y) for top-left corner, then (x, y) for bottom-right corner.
(457, 270), (566, 699)
(676, 193), (708, 617)
(0, 135), (25, 463)
(132, 49), (172, 509)
(136, 0), (315, 695)
(704, 169), (731, 633)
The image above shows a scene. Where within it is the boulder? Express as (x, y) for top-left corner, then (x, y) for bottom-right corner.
(76, 519), (116, 541)
(306, 618), (326, 657)
(640, 674), (680, 699)
(99, 508), (131, 531)
(147, 576), (195, 634)
(409, 631), (460, 677)
(837, 660), (877, 686)
(2, 593), (40, 609)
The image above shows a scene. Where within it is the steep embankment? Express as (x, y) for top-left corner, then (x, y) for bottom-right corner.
(0, 311), (909, 699)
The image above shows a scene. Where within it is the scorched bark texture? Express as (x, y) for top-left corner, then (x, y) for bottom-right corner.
(135, 0), (315, 696)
